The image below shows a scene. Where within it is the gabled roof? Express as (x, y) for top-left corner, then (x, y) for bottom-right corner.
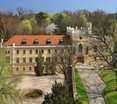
(4, 35), (65, 46)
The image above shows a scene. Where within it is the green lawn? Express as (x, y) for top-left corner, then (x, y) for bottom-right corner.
(74, 69), (89, 104)
(100, 69), (117, 104)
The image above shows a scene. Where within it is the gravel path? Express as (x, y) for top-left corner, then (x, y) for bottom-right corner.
(17, 74), (64, 104)
(77, 65), (105, 104)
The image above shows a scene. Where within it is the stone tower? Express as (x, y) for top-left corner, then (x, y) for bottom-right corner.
(66, 22), (93, 63)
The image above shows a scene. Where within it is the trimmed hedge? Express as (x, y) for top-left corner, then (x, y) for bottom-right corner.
(100, 69), (117, 104)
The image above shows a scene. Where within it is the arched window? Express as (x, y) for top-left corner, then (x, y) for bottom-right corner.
(16, 67), (19, 71)
(86, 47), (89, 55)
(73, 47), (76, 54)
(29, 57), (32, 63)
(29, 67), (32, 71)
(23, 67), (26, 71)
(79, 44), (83, 53)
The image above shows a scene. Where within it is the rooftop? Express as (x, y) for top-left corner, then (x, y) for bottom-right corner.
(4, 35), (65, 46)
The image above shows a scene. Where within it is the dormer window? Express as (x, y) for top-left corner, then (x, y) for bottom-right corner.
(33, 39), (39, 45)
(59, 39), (64, 44)
(46, 39), (51, 45)
(21, 39), (27, 45)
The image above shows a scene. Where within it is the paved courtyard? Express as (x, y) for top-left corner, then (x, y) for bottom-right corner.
(16, 74), (64, 104)
(76, 64), (105, 104)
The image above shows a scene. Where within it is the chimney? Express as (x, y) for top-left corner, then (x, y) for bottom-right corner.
(12, 43), (15, 47)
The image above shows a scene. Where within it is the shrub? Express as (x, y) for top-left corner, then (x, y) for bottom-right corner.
(42, 81), (81, 104)
(24, 89), (43, 98)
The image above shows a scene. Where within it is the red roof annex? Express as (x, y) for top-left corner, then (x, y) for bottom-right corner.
(4, 35), (64, 46)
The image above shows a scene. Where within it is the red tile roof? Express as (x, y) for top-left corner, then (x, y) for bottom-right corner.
(4, 35), (65, 46)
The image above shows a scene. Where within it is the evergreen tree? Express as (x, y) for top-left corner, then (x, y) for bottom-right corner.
(42, 82), (80, 104)
(35, 53), (44, 76)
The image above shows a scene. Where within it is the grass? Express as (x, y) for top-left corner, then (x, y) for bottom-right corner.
(74, 69), (89, 104)
(105, 92), (117, 104)
(100, 69), (117, 104)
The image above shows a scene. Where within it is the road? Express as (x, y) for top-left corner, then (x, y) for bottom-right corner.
(76, 64), (105, 104)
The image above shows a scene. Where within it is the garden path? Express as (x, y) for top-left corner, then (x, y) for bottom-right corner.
(76, 64), (105, 104)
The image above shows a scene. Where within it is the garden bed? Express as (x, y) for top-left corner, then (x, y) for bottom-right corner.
(74, 69), (89, 104)
(100, 69), (117, 104)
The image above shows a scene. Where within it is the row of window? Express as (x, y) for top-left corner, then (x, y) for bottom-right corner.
(73, 45), (89, 55)
(16, 57), (36, 63)
(16, 49), (50, 54)
(16, 66), (32, 71)
(15, 47), (89, 56)
(5, 50), (10, 54)
(16, 57), (66, 64)
(21, 39), (64, 45)
(16, 49), (67, 55)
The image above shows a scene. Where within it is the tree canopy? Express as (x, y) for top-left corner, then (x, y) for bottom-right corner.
(1, 9), (117, 39)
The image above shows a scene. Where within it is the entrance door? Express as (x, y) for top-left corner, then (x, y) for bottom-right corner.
(77, 56), (84, 63)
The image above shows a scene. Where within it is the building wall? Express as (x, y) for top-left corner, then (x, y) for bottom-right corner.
(66, 24), (104, 64)
(5, 45), (71, 74)
(4, 39), (105, 75)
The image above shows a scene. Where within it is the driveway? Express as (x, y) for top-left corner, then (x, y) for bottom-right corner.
(76, 64), (105, 104)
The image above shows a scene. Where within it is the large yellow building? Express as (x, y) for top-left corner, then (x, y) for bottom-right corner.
(3, 35), (71, 74)
(1, 23), (106, 74)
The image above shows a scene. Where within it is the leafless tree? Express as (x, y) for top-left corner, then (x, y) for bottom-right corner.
(0, 12), (20, 39)
(89, 35), (113, 65)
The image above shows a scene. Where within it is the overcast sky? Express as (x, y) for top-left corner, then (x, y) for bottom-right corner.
(0, 0), (117, 13)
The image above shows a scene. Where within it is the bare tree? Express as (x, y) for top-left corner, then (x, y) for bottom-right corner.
(89, 19), (117, 66)
(89, 35), (113, 65)
(52, 35), (74, 97)
(0, 12), (20, 39)
(16, 7), (26, 17)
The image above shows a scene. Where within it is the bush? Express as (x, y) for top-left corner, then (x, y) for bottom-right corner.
(24, 89), (43, 98)
(42, 81), (80, 104)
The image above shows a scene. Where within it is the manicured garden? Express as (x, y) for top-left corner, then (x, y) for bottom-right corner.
(100, 69), (117, 104)
(74, 69), (89, 104)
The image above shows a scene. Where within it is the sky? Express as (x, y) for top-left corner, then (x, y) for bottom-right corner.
(0, 0), (117, 13)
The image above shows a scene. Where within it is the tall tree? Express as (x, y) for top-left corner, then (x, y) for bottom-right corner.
(52, 12), (71, 34)
(0, 48), (21, 104)
(90, 15), (117, 66)
(0, 12), (20, 39)
(45, 56), (57, 75)
(35, 12), (49, 34)
(35, 53), (44, 76)
(35, 12), (48, 26)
